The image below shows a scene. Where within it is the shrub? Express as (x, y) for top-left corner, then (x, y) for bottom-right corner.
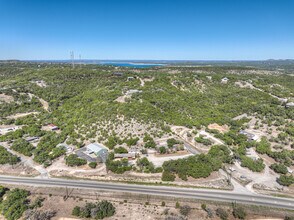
(201, 203), (206, 210)
(277, 175), (294, 186)
(270, 163), (288, 174)
(65, 154), (87, 167)
(216, 208), (228, 220)
(114, 147), (128, 154)
(167, 138), (180, 148)
(232, 206), (246, 219)
(159, 146), (167, 154)
(89, 162), (97, 169)
(72, 201), (115, 219)
(1, 188), (30, 220)
(180, 205), (191, 216)
(162, 171), (175, 181)
(240, 156), (265, 172)
(11, 138), (34, 157)
(0, 145), (20, 165)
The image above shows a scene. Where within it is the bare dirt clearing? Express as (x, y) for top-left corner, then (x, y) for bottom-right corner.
(6, 111), (39, 119)
(0, 93), (14, 103)
(208, 123), (229, 133)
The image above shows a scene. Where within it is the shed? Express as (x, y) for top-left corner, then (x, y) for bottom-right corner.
(221, 77), (229, 83)
(113, 72), (123, 77)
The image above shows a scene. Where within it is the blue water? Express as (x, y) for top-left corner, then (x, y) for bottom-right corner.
(100, 62), (164, 68)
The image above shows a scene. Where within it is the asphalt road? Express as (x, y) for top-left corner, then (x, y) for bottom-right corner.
(0, 175), (293, 210)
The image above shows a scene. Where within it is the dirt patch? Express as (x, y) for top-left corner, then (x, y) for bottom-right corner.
(2, 185), (290, 220)
(208, 123), (229, 133)
(28, 93), (49, 111)
(0, 162), (39, 177)
(115, 95), (128, 103)
(6, 111), (39, 119)
(0, 93), (14, 103)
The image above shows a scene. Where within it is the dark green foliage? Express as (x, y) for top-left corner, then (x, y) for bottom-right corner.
(216, 208), (228, 220)
(89, 162), (97, 169)
(0, 188), (30, 220)
(195, 135), (212, 146)
(232, 206), (246, 220)
(105, 136), (121, 149)
(144, 140), (156, 148)
(159, 146), (167, 154)
(136, 157), (160, 173)
(72, 201), (115, 219)
(256, 137), (271, 154)
(72, 206), (81, 216)
(143, 135), (156, 148)
(11, 138), (34, 156)
(124, 137), (139, 146)
(65, 154), (87, 167)
(162, 145), (232, 181)
(106, 158), (132, 174)
(277, 175), (294, 186)
(240, 156), (265, 172)
(270, 163), (288, 174)
(34, 132), (67, 164)
(0, 129), (25, 142)
(0, 186), (8, 202)
(114, 147), (128, 154)
(167, 138), (180, 148)
(0, 145), (20, 165)
(179, 205), (191, 216)
(162, 171), (176, 181)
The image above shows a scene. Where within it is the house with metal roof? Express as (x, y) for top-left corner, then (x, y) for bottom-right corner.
(85, 143), (109, 163)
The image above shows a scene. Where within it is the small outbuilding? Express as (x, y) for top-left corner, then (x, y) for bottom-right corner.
(48, 124), (59, 131)
(221, 77), (229, 84)
(113, 72), (123, 77)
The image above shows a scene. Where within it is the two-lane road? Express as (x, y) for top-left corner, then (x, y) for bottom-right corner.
(0, 175), (293, 210)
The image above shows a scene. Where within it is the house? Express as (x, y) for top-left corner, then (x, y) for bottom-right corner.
(206, 76), (212, 80)
(286, 102), (294, 108)
(25, 136), (39, 142)
(48, 124), (59, 131)
(114, 153), (136, 159)
(221, 77), (229, 84)
(239, 130), (259, 141)
(127, 76), (135, 81)
(113, 72), (123, 77)
(85, 143), (108, 163)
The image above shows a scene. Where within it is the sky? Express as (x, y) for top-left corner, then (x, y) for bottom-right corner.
(0, 0), (294, 60)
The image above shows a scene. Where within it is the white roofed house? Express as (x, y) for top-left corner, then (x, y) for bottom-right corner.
(221, 77), (229, 84)
(286, 102), (294, 108)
